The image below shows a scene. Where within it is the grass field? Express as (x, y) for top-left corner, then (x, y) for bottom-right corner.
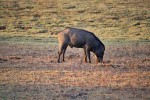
(0, 40), (150, 100)
(0, 0), (150, 100)
(0, 0), (150, 40)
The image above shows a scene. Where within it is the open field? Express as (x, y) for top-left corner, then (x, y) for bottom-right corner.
(0, 0), (150, 100)
(0, 39), (150, 99)
(0, 0), (150, 40)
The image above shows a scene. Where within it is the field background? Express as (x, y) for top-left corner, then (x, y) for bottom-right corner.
(0, 0), (150, 100)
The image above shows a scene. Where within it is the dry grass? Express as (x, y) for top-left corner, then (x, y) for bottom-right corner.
(0, 70), (150, 88)
(0, 40), (150, 99)
(0, 0), (150, 40)
(0, 0), (150, 99)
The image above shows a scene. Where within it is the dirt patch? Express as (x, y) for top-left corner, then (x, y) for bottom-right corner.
(9, 56), (22, 60)
(0, 58), (8, 63)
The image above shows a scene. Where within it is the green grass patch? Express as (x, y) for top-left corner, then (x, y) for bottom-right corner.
(0, 0), (149, 41)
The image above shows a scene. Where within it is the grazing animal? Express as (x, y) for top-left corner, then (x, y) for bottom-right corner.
(57, 28), (105, 63)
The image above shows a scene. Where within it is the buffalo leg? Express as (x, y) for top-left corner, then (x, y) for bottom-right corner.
(62, 51), (65, 62)
(85, 47), (91, 63)
(58, 50), (62, 63)
(100, 52), (104, 63)
(62, 45), (68, 62)
(86, 50), (91, 63)
(58, 44), (63, 63)
(58, 44), (67, 63)
(83, 48), (87, 63)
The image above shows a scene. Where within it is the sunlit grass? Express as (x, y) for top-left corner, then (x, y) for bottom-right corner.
(0, 0), (149, 41)
(0, 69), (149, 88)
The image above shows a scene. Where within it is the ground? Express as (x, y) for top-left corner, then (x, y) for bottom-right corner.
(0, 39), (150, 100)
(0, 0), (150, 100)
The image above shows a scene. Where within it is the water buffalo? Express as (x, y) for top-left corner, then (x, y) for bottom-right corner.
(57, 28), (105, 63)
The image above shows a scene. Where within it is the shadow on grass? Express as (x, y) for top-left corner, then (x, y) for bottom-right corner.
(0, 83), (149, 100)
